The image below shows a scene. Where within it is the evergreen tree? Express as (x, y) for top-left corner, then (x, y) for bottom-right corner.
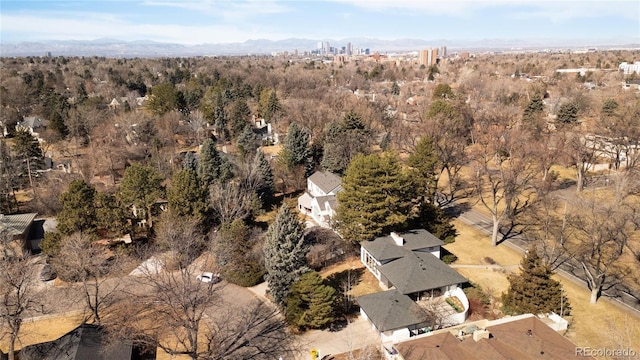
(254, 150), (274, 205)
(432, 83), (453, 99)
(147, 82), (178, 116)
(168, 169), (208, 220)
(522, 94), (545, 122)
(380, 132), (391, 151)
(286, 271), (337, 329)
(263, 90), (282, 122)
(390, 81), (400, 96)
(557, 102), (579, 125)
(502, 248), (570, 316)
(230, 99), (251, 138)
(237, 125), (259, 158)
(215, 219), (265, 287)
(118, 164), (165, 228)
(49, 110), (69, 139)
(213, 93), (229, 141)
(263, 204), (310, 307)
(407, 136), (439, 202)
(415, 202), (457, 244)
(600, 98), (619, 118)
(57, 179), (97, 235)
(198, 138), (233, 187)
(94, 191), (129, 236)
(12, 128), (44, 182)
(182, 152), (198, 172)
(321, 111), (372, 175)
(280, 122), (310, 170)
(335, 152), (415, 242)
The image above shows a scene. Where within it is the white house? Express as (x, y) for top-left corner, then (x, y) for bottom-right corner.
(358, 229), (469, 344)
(297, 171), (342, 228)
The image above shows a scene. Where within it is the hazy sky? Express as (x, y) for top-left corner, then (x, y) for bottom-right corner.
(1, 0), (639, 45)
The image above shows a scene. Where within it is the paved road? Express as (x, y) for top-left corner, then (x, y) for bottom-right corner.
(448, 198), (640, 316)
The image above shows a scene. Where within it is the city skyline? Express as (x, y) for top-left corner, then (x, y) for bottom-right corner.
(1, 0), (639, 46)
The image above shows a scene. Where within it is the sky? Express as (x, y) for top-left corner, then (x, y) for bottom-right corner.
(1, 0), (639, 45)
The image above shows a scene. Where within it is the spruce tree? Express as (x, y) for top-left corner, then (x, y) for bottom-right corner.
(168, 169), (208, 220)
(407, 136), (439, 201)
(237, 125), (258, 158)
(321, 111), (372, 175)
(230, 99), (251, 138)
(254, 150), (274, 204)
(263, 90), (282, 122)
(557, 102), (579, 126)
(57, 179), (97, 235)
(522, 94), (545, 122)
(263, 204), (310, 307)
(286, 271), (337, 329)
(182, 152), (198, 172)
(502, 248), (570, 316)
(280, 122), (310, 169)
(335, 152), (414, 242)
(198, 138), (223, 188)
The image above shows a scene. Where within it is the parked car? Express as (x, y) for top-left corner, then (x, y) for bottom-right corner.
(196, 272), (220, 284)
(40, 264), (57, 281)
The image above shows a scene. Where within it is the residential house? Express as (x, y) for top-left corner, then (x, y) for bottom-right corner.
(20, 323), (154, 360)
(358, 229), (469, 344)
(388, 313), (589, 360)
(16, 116), (44, 138)
(297, 171), (342, 228)
(0, 213), (38, 255)
(253, 116), (278, 144)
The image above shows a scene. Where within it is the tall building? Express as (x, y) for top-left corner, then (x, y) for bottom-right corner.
(419, 48), (438, 66)
(324, 41), (330, 56)
(440, 46), (447, 58)
(347, 42), (352, 56)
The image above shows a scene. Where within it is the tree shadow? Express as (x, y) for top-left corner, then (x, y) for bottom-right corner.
(443, 202), (471, 217)
(325, 268), (365, 320)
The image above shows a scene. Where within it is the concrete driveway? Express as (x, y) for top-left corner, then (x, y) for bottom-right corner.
(295, 315), (380, 359)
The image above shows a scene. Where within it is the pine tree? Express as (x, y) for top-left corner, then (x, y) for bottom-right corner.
(263, 90), (282, 122)
(182, 152), (198, 172)
(335, 152), (415, 242)
(263, 204), (310, 307)
(600, 98), (619, 118)
(502, 248), (570, 316)
(286, 271), (337, 329)
(408, 136), (439, 201)
(198, 138), (225, 187)
(237, 124), (258, 158)
(168, 169), (208, 220)
(280, 122), (310, 169)
(390, 81), (400, 96)
(254, 150), (274, 205)
(230, 99), (251, 138)
(321, 111), (372, 175)
(522, 94), (545, 122)
(557, 102), (579, 125)
(213, 93), (229, 141)
(118, 164), (165, 228)
(57, 179), (97, 235)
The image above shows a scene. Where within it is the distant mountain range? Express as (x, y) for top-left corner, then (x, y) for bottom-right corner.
(1, 37), (638, 57)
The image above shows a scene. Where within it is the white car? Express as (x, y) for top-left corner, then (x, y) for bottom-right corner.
(196, 272), (220, 284)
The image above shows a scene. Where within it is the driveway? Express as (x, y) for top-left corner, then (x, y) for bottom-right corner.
(294, 316), (379, 359)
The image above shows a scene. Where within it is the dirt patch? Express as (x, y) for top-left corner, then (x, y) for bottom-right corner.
(321, 256), (381, 298)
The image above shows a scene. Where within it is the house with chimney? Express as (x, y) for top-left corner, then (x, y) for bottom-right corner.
(358, 229), (469, 344)
(297, 171), (342, 228)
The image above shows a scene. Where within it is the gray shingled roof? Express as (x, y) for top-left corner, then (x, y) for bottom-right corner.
(357, 290), (431, 332)
(0, 213), (37, 237)
(361, 229), (444, 262)
(18, 116), (44, 129)
(20, 324), (133, 360)
(380, 251), (468, 294)
(308, 171), (341, 194)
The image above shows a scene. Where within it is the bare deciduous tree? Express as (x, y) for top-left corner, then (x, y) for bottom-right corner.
(52, 232), (122, 325)
(564, 197), (639, 304)
(0, 252), (42, 360)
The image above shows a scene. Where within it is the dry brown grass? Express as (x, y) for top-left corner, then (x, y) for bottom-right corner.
(449, 213), (640, 352)
(0, 311), (84, 353)
(320, 256), (381, 298)
(445, 219), (522, 267)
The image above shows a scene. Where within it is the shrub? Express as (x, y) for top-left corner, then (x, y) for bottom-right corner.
(484, 257), (496, 265)
(442, 254), (458, 264)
